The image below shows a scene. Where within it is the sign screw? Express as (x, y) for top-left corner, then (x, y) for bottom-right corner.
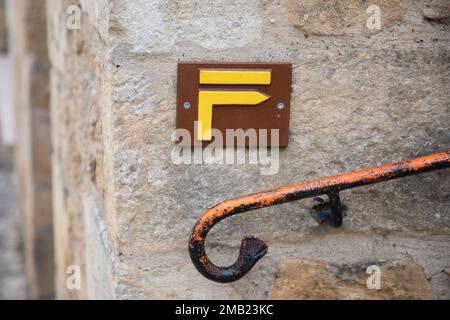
(183, 101), (191, 109)
(277, 103), (285, 110)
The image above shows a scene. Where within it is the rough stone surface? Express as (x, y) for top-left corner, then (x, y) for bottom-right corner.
(44, 0), (450, 299)
(270, 256), (432, 299)
(8, 0), (54, 299)
(47, 0), (111, 299)
(421, 0), (450, 22)
(286, 0), (409, 35)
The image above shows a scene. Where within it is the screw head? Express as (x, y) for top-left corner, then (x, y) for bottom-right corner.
(183, 101), (191, 109)
(277, 103), (285, 110)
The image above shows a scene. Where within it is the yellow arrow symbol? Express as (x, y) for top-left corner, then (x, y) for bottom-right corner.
(197, 90), (270, 141)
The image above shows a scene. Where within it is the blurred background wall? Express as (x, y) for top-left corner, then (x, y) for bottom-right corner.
(0, 0), (13, 148)
(0, 0), (26, 300)
(2, 0), (54, 299)
(0, 0), (449, 300)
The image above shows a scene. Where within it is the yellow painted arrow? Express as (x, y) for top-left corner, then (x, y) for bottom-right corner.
(197, 90), (270, 141)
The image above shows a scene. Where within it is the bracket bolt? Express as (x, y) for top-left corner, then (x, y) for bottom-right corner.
(277, 103), (285, 110)
(183, 101), (191, 109)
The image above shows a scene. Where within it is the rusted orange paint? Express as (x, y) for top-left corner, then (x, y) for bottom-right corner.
(189, 151), (450, 283)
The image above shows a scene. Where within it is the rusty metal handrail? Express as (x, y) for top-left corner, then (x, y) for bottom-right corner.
(188, 151), (450, 283)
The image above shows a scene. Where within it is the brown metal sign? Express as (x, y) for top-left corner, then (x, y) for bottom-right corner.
(176, 62), (292, 147)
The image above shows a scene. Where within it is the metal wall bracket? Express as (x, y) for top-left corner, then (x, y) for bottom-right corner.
(312, 191), (343, 227)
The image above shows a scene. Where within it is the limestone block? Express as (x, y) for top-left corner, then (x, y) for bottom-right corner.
(286, 0), (409, 35)
(270, 257), (433, 299)
(106, 0), (449, 299)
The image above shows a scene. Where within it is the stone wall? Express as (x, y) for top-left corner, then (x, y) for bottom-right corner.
(43, 0), (450, 299)
(47, 0), (115, 299)
(7, 0), (54, 299)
